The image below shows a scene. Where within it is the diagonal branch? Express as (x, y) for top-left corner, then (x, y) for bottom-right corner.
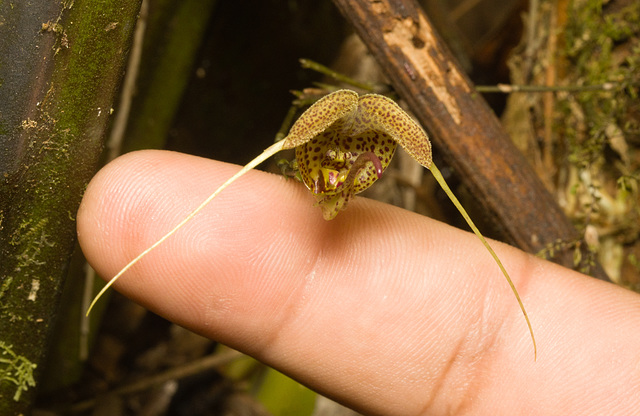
(331, 0), (609, 281)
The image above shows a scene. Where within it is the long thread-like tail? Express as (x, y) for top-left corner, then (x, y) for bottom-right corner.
(429, 163), (537, 359)
(86, 141), (287, 316)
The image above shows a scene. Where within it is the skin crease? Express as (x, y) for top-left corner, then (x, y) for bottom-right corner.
(77, 150), (640, 416)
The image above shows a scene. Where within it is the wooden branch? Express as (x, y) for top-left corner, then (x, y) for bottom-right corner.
(331, 0), (609, 280)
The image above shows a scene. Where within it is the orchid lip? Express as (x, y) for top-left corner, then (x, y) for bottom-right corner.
(345, 151), (383, 188)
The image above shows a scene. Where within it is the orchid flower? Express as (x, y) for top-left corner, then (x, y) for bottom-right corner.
(88, 89), (536, 358)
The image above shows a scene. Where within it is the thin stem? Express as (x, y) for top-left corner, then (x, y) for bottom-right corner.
(299, 58), (381, 92)
(105, 0), (149, 161)
(429, 163), (537, 359)
(475, 82), (617, 93)
(274, 104), (301, 143)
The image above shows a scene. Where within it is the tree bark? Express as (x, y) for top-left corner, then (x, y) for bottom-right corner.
(331, 0), (609, 280)
(0, 1), (142, 413)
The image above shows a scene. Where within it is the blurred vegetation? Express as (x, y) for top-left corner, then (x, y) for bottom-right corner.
(504, 0), (639, 285)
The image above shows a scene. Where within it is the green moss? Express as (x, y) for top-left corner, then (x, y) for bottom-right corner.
(508, 0), (640, 280)
(9, 219), (52, 271)
(0, 342), (36, 401)
(563, 0), (640, 162)
(537, 237), (597, 275)
(0, 1), (141, 410)
(46, 1), (135, 141)
(557, 0), (640, 281)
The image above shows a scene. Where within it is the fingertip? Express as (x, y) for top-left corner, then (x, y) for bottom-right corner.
(77, 149), (316, 276)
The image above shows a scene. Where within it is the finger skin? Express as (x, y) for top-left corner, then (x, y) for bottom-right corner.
(78, 150), (640, 416)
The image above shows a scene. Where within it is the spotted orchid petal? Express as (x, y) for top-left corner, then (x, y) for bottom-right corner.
(289, 91), (430, 219)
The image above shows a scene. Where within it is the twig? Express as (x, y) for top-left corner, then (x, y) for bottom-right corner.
(67, 349), (243, 413)
(299, 58), (382, 92)
(105, 0), (149, 161)
(543, 0), (559, 184)
(274, 104), (301, 143)
(475, 82), (618, 93)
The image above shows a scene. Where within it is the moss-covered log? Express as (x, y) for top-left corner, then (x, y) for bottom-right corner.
(0, 1), (141, 413)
